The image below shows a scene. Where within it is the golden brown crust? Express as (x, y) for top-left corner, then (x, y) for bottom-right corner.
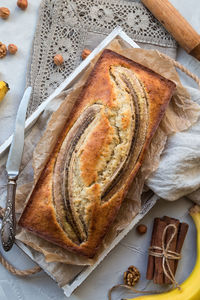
(19, 49), (176, 257)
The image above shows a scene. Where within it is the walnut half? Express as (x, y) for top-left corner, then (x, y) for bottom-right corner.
(124, 265), (140, 287)
(0, 42), (7, 59)
(0, 7), (10, 19)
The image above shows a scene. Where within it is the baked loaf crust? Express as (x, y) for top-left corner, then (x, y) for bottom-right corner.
(19, 50), (176, 257)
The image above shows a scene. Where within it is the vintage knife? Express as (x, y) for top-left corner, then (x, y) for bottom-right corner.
(1, 87), (32, 251)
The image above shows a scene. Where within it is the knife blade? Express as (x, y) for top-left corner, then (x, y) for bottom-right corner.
(1, 87), (32, 251)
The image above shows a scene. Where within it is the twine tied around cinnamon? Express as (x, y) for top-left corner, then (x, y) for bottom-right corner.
(149, 224), (181, 289)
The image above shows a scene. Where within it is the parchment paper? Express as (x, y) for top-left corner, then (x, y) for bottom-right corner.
(13, 38), (200, 284)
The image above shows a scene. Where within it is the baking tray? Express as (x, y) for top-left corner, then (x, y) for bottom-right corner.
(0, 27), (158, 298)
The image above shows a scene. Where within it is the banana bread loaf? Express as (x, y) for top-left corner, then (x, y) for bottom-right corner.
(19, 49), (176, 257)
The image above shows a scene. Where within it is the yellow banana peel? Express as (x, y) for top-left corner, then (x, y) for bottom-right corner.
(126, 205), (200, 300)
(0, 81), (9, 102)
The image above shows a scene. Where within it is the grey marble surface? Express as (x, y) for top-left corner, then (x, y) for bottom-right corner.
(0, 0), (200, 299)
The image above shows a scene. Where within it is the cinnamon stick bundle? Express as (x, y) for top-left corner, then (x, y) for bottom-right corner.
(146, 216), (188, 285)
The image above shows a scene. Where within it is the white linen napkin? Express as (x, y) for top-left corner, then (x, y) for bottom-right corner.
(147, 86), (200, 204)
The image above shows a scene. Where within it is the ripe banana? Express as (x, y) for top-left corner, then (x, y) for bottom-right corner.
(126, 205), (200, 300)
(0, 81), (9, 102)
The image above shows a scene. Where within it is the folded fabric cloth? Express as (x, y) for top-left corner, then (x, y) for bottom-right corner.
(147, 86), (200, 204)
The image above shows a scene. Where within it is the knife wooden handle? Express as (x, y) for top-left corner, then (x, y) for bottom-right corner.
(141, 0), (200, 61)
(1, 177), (16, 251)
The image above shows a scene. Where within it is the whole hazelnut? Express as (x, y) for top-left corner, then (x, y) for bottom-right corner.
(81, 48), (91, 60)
(0, 7), (10, 19)
(136, 224), (147, 235)
(54, 54), (64, 66)
(8, 44), (18, 55)
(0, 42), (7, 59)
(17, 0), (28, 10)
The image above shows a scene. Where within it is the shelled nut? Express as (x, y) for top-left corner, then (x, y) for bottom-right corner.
(136, 224), (147, 234)
(8, 44), (18, 55)
(54, 54), (64, 66)
(81, 48), (91, 60)
(0, 7), (10, 19)
(17, 0), (28, 10)
(124, 265), (140, 287)
(0, 42), (7, 59)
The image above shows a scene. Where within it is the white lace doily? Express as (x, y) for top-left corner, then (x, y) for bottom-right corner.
(27, 0), (177, 116)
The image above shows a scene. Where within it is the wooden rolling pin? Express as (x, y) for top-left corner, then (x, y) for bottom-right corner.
(141, 0), (200, 61)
